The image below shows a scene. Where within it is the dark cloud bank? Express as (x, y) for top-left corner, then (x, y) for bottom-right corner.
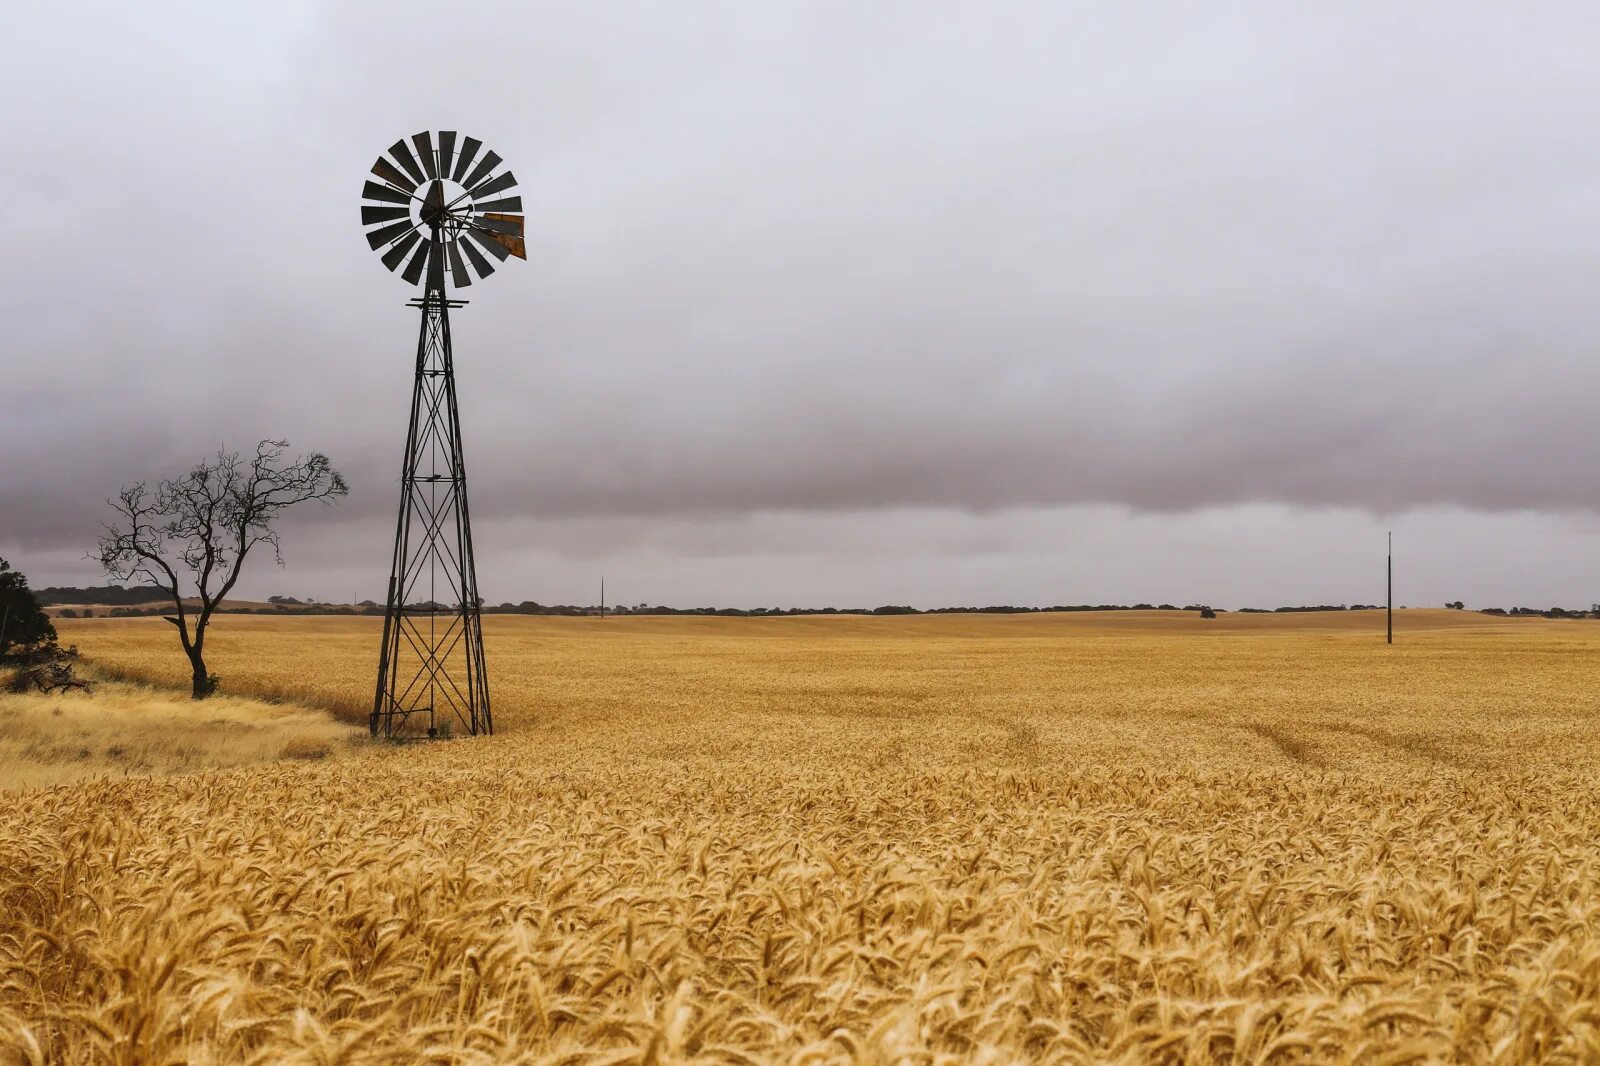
(6, 3), (1600, 606)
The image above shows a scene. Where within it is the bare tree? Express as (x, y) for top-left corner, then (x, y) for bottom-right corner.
(97, 440), (348, 698)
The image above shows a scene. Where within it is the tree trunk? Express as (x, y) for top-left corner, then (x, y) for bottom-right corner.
(187, 614), (216, 699)
(188, 648), (213, 699)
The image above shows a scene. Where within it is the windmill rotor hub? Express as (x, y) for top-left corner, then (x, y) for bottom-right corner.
(416, 178), (470, 237)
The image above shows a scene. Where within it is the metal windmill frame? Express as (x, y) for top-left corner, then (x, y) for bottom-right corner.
(359, 131), (526, 738)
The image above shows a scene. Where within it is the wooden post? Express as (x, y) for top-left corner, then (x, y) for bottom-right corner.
(1386, 531), (1393, 645)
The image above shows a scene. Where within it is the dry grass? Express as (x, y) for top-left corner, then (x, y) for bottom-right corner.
(0, 676), (359, 791)
(1, 611), (1598, 1061)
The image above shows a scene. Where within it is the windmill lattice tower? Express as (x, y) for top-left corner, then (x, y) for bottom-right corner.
(359, 131), (526, 738)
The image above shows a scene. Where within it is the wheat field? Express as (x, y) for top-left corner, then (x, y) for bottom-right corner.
(3, 610), (1598, 1062)
(0, 678), (357, 790)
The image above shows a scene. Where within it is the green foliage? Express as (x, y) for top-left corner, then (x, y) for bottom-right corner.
(0, 557), (57, 661)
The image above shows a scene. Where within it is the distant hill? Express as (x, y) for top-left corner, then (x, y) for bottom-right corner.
(36, 585), (172, 606)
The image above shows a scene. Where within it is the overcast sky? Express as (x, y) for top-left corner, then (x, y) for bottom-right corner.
(6, 2), (1600, 609)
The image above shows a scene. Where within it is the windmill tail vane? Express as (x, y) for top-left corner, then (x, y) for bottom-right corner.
(361, 130), (526, 739)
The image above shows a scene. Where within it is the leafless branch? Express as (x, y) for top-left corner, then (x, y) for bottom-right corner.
(94, 439), (347, 697)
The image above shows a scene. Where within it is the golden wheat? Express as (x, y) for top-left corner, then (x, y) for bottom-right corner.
(0, 676), (358, 791)
(1, 611), (1597, 1062)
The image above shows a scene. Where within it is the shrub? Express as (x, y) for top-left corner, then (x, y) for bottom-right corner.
(0, 558), (57, 660)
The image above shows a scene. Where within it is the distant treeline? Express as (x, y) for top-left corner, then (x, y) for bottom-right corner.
(60, 600), (1228, 618)
(1478, 606), (1597, 619)
(37, 585), (171, 606)
(482, 602), (1224, 617)
(1237, 605), (1381, 613)
(46, 588), (1600, 621)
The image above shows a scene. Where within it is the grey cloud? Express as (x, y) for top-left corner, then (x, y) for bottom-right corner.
(15, 505), (1594, 613)
(5, 2), (1600, 598)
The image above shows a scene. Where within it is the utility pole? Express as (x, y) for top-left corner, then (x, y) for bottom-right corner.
(600, 574), (605, 620)
(1387, 531), (1393, 646)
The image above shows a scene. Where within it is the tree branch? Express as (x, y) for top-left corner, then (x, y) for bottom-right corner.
(96, 440), (347, 690)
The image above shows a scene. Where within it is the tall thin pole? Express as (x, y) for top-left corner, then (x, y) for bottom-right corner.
(600, 574), (605, 619)
(1386, 531), (1393, 645)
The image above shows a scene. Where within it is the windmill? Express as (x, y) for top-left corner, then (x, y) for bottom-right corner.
(360, 131), (525, 739)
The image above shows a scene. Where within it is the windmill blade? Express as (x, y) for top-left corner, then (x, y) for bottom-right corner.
(468, 170), (516, 201)
(401, 240), (432, 285)
(371, 157), (418, 194)
(451, 136), (483, 183)
(446, 241), (471, 288)
(380, 229), (422, 271)
(472, 196), (522, 213)
(467, 226), (512, 262)
(366, 217), (416, 250)
(388, 138), (427, 184)
(362, 204), (411, 225)
(460, 150), (502, 193)
(474, 212), (523, 237)
(459, 236), (495, 280)
(437, 131), (457, 176)
(411, 132), (438, 179)
(362, 180), (412, 206)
